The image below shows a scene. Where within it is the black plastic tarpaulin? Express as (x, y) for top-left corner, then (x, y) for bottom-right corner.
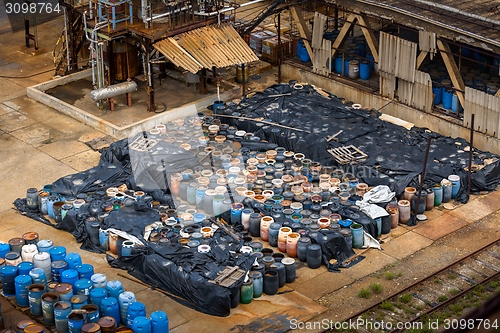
(13, 82), (500, 317)
(218, 83), (500, 200)
(50, 161), (132, 198)
(108, 233), (255, 316)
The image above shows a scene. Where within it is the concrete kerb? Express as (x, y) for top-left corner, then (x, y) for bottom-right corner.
(26, 69), (242, 139)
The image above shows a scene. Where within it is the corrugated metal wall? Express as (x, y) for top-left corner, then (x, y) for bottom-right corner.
(464, 87), (500, 137)
(379, 32), (432, 113)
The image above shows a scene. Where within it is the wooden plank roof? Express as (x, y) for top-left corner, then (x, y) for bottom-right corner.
(153, 24), (259, 74)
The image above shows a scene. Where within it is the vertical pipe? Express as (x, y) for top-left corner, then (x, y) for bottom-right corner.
(277, 12), (281, 83)
(95, 40), (101, 89)
(241, 63), (246, 97)
(108, 41), (114, 84)
(334, 5), (338, 31)
(85, 14), (96, 87)
(146, 41), (155, 112)
(141, 0), (148, 25)
(33, 13), (38, 50)
(63, 7), (70, 72)
(99, 42), (105, 88)
(468, 114), (475, 195)
(200, 68), (208, 94)
(415, 136), (432, 215)
(25, 19), (30, 48)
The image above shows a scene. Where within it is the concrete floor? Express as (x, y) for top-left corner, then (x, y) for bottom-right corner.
(44, 75), (236, 128)
(1, 14), (500, 333)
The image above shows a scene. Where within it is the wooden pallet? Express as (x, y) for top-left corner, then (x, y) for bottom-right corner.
(129, 136), (159, 152)
(208, 266), (245, 288)
(327, 145), (368, 164)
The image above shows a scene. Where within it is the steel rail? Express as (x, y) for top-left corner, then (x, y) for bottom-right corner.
(341, 238), (500, 324)
(390, 270), (500, 332)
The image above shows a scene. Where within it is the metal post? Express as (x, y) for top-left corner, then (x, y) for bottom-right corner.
(212, 66), (217, 82)
(200, 68), (208, 94)
(63, 7), (70, 72)
(69, 8), (78, 72)
(108, 41), (114, 84)
(32, 12), (38, 50)
(277, 12), (281, 83)
(468, 114), (475, 195)
(241, 63), (246, 97)
(415, 136), (432, 215)
(25, 19), (30, 48)
(334, 5), (338, 30)
(145, 40), (155, 112)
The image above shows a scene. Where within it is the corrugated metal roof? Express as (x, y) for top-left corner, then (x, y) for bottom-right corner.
(153, 24), (259, 74)
(333, 0), (500, 51)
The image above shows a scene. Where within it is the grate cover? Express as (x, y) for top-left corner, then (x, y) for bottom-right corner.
(208, 266), (246, 288)
(327, 145), (368, 164)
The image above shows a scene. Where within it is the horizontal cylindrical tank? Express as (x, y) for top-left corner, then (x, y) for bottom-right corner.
(90, 81), (137, 101)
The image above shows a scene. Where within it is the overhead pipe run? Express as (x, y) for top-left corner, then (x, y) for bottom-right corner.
(144, 5), (192, 22)
(83, 11), (108, 89)
(193, 0), (265, 16)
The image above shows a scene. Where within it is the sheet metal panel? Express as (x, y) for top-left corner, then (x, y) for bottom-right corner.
(153, 24), (259, 74)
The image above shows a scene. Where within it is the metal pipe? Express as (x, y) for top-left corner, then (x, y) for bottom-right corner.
(145, 5), (192, 22)
(96, 42), (102, 89)
(140, 43), (148, 87)
(83, 12), (107, 87)
(149, 59), (169, 64)
(334, 5), (338, 30)
(99, 42), (105, 88)
(63, 7), (70, 72)
(195, 0), (265, 16)
(241, 63), (246, 97)
(141, 0), (148, 23)
(83, 13), (95, 86)
(415, 136), (432, 215)
(277, 12), (281, 83)
(89, 0), (93, 19)
(94, 41), (105, 90)
(468, 114), (475, 195)
(33, 11), (38, 50)
(227, 0), (264, 10)
(95, 44), (101, 89)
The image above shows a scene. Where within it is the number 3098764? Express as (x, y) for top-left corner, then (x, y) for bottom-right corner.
(6, 2), (61, 14)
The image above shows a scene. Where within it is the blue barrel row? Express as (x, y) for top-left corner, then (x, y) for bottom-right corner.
(431, 79), (462, 114)
(333, 54), (373, 80)
(0, 239), (169, 333)
(461, 44), (500, 74)
(295, 33), (374, 81)
(428, 65), (498, 96)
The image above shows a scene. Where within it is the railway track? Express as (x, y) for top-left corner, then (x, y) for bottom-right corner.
(336, 239), (500, 333)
